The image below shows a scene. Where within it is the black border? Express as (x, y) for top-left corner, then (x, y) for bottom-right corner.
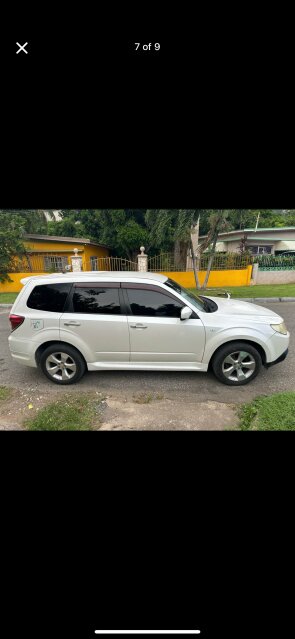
(1, 3), (294, 632)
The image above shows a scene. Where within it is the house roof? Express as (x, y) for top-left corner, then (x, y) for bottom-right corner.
(23, 233), (110, 249)
(242, 227), (295, 232)
(218, 237), (295, 242)
(199, 226), (295, 239)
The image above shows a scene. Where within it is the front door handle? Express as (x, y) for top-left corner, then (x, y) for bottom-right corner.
(63, 321), (81, 326)
(130, 324), (148, 329)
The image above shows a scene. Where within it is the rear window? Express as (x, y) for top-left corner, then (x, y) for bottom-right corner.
(27, 283), (72, 312)
(72, 286), (121, 314)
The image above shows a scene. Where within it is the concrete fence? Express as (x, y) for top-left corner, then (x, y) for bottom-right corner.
(251, 265), (295, 285)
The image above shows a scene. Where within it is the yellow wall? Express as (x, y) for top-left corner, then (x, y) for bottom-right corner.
(162, 265), (252, 288)
(0, 273), (48, 293)
(83, 244), (109, 268)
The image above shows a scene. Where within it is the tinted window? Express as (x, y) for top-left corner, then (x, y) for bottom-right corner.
(72, 287), (121, 314)
(126, 289), (182, 317)
(27, 283), (71, 312)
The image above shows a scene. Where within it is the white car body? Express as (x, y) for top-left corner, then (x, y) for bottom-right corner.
(8, 272), (289, 385)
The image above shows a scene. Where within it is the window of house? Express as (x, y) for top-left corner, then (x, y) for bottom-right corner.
(27, 284), (72, 312)
(43, 255), (69, 271)
(72, 286), (121, 314)
(247, 245), (272, 255)
(125, 288), (183, 318)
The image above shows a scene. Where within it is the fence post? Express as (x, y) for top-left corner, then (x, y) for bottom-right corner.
(71, 248), (82, 272)
(250, 262), (258, 285)
(137, 246), (148, 272)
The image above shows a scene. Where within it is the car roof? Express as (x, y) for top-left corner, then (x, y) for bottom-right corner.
(20, 271), (168, 285)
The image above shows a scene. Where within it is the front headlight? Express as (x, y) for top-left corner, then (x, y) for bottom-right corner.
(271, 322), (288, 335)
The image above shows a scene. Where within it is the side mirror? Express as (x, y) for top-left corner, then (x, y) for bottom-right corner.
(180, 306), (193, 321)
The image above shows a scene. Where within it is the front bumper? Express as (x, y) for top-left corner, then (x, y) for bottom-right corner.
(264, 348), (289, 368)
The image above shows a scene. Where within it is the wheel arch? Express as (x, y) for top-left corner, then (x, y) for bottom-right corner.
(35, 341), (87, 368)
(208, 338), (267, 369)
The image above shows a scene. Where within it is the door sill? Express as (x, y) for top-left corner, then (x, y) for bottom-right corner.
(88, 362), (207, 372)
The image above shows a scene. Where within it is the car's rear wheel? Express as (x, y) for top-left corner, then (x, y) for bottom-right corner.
(212, 341), (262, 386)
(40, 344), (86, 385)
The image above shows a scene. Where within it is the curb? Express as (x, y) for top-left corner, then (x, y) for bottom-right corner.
(0, 304), (13, 308)
(236, 297), (295, 303)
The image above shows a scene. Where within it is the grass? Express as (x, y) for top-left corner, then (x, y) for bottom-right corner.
(24, 394), (104, 431)
(0, 292), (18, 303)
(238, 392), (295, 430)
(133, 393), (153, 404)
(0, 386), (12, 401)
(132, 392), (164, 404)
(188, 284), (295, 298)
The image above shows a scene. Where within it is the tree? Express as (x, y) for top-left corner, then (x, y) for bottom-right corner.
(190, 210), (232, 290)
(228, 209), (294, 230)
(46, 209), (151, 259)
(47, 214), (86, 238)
(59, 209), (150, 260)
(145, 209), (201, 266)
(145, 209), (231, 288)
(225, 209), (256, 230)
(0, 209), (49, 233)
(0, 213), (27, 282)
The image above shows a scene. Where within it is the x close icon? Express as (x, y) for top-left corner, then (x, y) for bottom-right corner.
(16, 42), (28, 54)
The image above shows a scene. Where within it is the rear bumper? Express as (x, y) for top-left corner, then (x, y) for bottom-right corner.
(9, 351), (37, 367)
(8, 335), (38, 368)
(264, 348), (289, 368)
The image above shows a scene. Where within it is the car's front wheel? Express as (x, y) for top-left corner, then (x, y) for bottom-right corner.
(212, 341), (262, 386)
(40, 344), (86, 385)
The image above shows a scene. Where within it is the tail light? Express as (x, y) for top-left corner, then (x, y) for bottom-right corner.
(9, 314), (25, 331)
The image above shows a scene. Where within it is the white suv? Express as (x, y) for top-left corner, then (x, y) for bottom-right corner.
(8, 272), (289, 386)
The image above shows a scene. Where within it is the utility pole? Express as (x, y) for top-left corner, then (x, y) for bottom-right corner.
(255, 212), (260, 232)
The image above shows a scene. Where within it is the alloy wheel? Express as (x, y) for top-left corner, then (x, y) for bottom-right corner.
(45, 352), (77, 381)
(222, 350), (256, 383)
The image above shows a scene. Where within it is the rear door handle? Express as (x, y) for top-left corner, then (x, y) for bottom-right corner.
(63, 321), (81, 326)
(130, 324), (148, 329)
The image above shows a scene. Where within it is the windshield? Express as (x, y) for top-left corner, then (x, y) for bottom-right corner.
(165, 278), (207, 312)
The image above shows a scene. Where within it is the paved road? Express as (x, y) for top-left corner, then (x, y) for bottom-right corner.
(0, 302), (294, 405)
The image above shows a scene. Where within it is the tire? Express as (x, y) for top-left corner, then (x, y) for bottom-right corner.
(212, 341), (262, 386)
(40, 344), (86, 385)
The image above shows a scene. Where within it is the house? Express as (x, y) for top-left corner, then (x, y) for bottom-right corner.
(199, 227), (295, 255)
(21, 234), (110, 272)
(0, 234), (111, 293)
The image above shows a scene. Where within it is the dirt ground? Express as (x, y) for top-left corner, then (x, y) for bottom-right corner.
(0, 385), (239, 431)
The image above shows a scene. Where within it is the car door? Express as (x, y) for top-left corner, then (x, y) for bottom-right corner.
(122, 283), (206, 365)
(60, 283), (129, 364)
